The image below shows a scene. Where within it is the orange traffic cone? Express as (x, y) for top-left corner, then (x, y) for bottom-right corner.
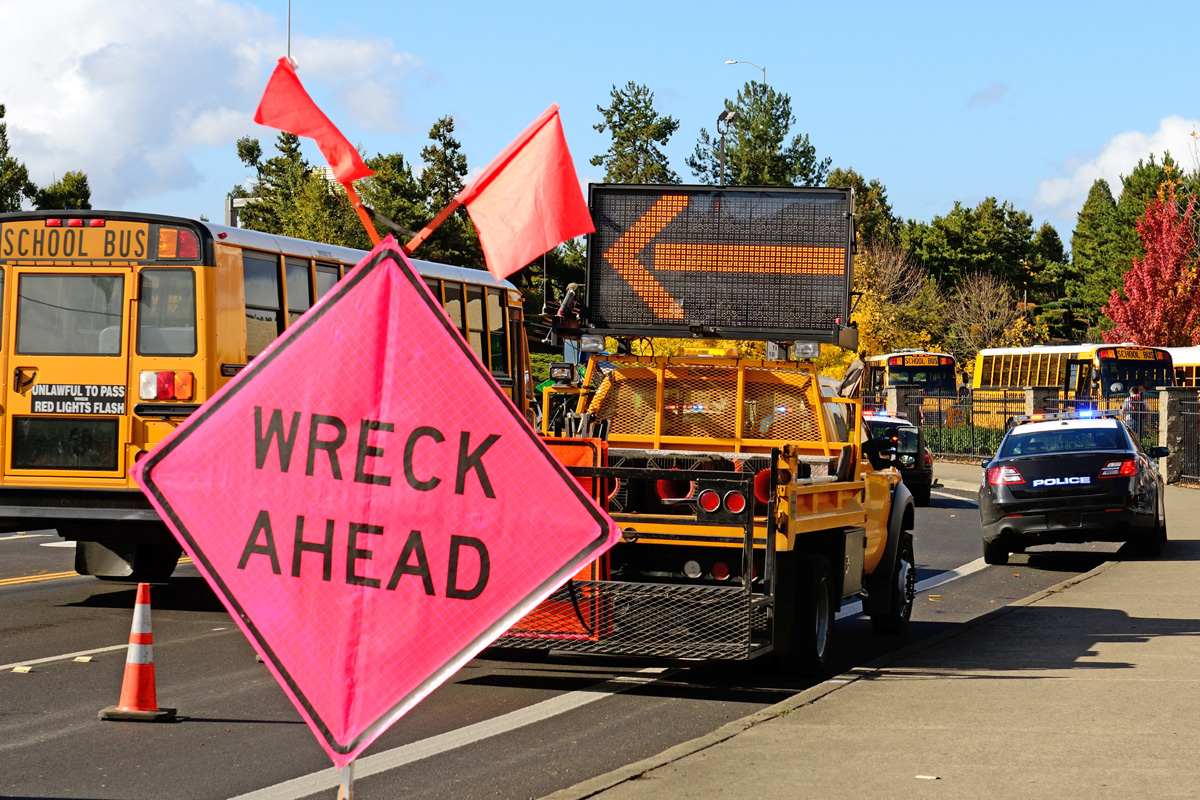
(99, 582), (176, 722)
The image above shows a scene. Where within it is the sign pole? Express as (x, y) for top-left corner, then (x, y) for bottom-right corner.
(336, 760), (354, 799)
(342, 181), (381, 245)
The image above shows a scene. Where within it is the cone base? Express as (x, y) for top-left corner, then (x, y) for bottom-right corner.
(99, 705), (176, 722)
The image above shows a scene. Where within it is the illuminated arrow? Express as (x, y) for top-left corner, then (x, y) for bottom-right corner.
(602, 195), (847, 321)
(653, 243), (845, 275)
(601, 195), (689, 320)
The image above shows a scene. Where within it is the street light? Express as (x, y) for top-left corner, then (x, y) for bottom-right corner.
(725, 59), (766, 85)
(716, 109), (738, 186)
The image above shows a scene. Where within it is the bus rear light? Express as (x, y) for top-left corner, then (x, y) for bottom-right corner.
(178, 229), (199, 259)
(724, 491), (747, 514)
(140, 370), (194, 401)
(67, 218), (84, 227)
(45, 218), (62, 227)
(158, 228), (177, 258)
(89, 219), (105, 227)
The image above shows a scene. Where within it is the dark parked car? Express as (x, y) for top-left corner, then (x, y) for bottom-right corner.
(978, 411), (1168, 565)
(864, 413), (933, 506)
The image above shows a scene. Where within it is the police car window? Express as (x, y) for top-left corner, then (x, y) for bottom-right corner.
(1000, 427), (1124, 458)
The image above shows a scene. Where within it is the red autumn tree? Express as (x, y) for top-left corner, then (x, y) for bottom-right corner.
(1103, 182), (1199, 346)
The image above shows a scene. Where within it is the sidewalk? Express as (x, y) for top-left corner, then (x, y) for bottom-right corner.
(546, 467), (1200, 799)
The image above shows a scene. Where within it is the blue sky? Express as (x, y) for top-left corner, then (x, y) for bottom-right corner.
(2, 0), (1197, 245)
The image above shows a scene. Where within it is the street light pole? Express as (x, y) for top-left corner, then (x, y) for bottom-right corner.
(716, 110), (738, 186)
(725, 59), (766, 85)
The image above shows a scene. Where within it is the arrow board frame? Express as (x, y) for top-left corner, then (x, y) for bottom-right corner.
(583, 184), (856, 345)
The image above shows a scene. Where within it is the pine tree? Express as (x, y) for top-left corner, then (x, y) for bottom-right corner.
(0, 104), (36, 212)
(686, 82), (830, 187)
(33, 170), (91, 210)
(417, 116), (483, 269)
(591, 82), (680, 184)
(827, 167), (897, 247)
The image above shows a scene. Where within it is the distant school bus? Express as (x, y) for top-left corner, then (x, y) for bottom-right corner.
(1166, 347), (1200, 387)
(862, 350), (959, 397)
(972, 343), (1174, 399)
(0, 210), (530, 580)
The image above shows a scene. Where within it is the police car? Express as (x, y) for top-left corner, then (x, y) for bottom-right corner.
(978, 410), (1168, 565)
(864, 412), (933, 506)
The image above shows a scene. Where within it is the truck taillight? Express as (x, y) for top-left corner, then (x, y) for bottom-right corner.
(711, 561), (731, 580)
(140, 370), (194, 401)
(723, 491), (747, 514)
(697, 490), (721, 513)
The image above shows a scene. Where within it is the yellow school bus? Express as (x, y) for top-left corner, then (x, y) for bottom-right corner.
(862, 350), (959, 397)
(972, 344), (1174, 399)
(0, 210), (529, 580)
(1166, 347), (1200, 387)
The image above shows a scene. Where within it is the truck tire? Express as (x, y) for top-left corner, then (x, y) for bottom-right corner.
(869, 532), (914, 635)
(773, 554), (836, 678)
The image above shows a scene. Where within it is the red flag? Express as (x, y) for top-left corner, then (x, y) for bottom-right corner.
(455, 104), (593, 280)
(254, 57), (373, 183)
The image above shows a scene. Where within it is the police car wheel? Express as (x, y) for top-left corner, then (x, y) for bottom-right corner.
(983, 538), (1008, 566)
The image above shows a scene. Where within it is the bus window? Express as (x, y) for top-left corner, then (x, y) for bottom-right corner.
(243, 253), (282, 358)
(443, 282), (464, 332)
(315, 263), (339, 300)
(487, 288), (508, 378)
(465, 284), (486, 364)
(17, 274), (123, 355)
(285, 257), (312, 326)
(137, 269), (196, 356)
(423, 278), (441, 304)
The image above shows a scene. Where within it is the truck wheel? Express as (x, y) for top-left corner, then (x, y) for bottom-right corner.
(983, 538), (1008, 566)
(912, 485), (931, 507)
(870, 532), (914, 635)
(777, 554), (836, 678)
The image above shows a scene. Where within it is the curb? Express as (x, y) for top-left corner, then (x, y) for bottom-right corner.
(539, 559), (1117, 800)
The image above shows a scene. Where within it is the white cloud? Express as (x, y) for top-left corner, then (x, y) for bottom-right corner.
(0, 0), (421, 208)
(1035, 115), (1200, 224)
(967, 83), (1008, 108)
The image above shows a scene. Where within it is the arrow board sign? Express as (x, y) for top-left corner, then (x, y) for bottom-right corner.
(584, 185), (855, 343)
(133, 238), (620, 767)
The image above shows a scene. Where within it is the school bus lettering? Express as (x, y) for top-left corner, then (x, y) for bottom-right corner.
(0, 222), (147, 260)
(29, 383), (126, 415)
(252, 405), (500, 498)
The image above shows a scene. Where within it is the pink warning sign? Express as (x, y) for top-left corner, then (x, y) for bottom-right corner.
(133, 238), (620, 767)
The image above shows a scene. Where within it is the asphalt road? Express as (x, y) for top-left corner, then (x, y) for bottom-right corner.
(0, 482), (1116, 800)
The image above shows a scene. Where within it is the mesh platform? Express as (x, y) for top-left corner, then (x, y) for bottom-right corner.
(497, 579), (770, 660)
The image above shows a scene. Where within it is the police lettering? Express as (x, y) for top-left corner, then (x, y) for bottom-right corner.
(253, 406), (500, 498)
(236, 510), (490, 599)
(1031, 476), (1092, 487)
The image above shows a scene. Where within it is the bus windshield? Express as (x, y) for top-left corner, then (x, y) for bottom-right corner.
(888, 366), (957, 395)
(1100, 359), (1172, 393)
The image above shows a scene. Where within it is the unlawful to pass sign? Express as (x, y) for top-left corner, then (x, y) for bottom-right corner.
(133, 238), (618, 767)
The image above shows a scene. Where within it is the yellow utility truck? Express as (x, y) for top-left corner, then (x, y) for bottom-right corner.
(496, 185), (916, 676)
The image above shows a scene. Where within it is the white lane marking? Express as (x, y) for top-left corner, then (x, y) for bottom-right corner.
(836, 557), (990, 620)
(40, 541), (76, 548)
(1, 644), (129, 671)
(0, 533), (53, 542)
(230, 667), (672, 800)
(931, 489), (975, 502)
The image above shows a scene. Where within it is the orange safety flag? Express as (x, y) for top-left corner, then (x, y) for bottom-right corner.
(254, 57), (374, 183)
(456, 104), (593, 281)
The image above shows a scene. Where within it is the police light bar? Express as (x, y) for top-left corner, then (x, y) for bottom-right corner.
(869, 410), (908, 419)
(1012, 410), (1123, 424)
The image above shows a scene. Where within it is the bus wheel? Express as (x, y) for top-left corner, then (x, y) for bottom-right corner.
(77, 541), (181, 582)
